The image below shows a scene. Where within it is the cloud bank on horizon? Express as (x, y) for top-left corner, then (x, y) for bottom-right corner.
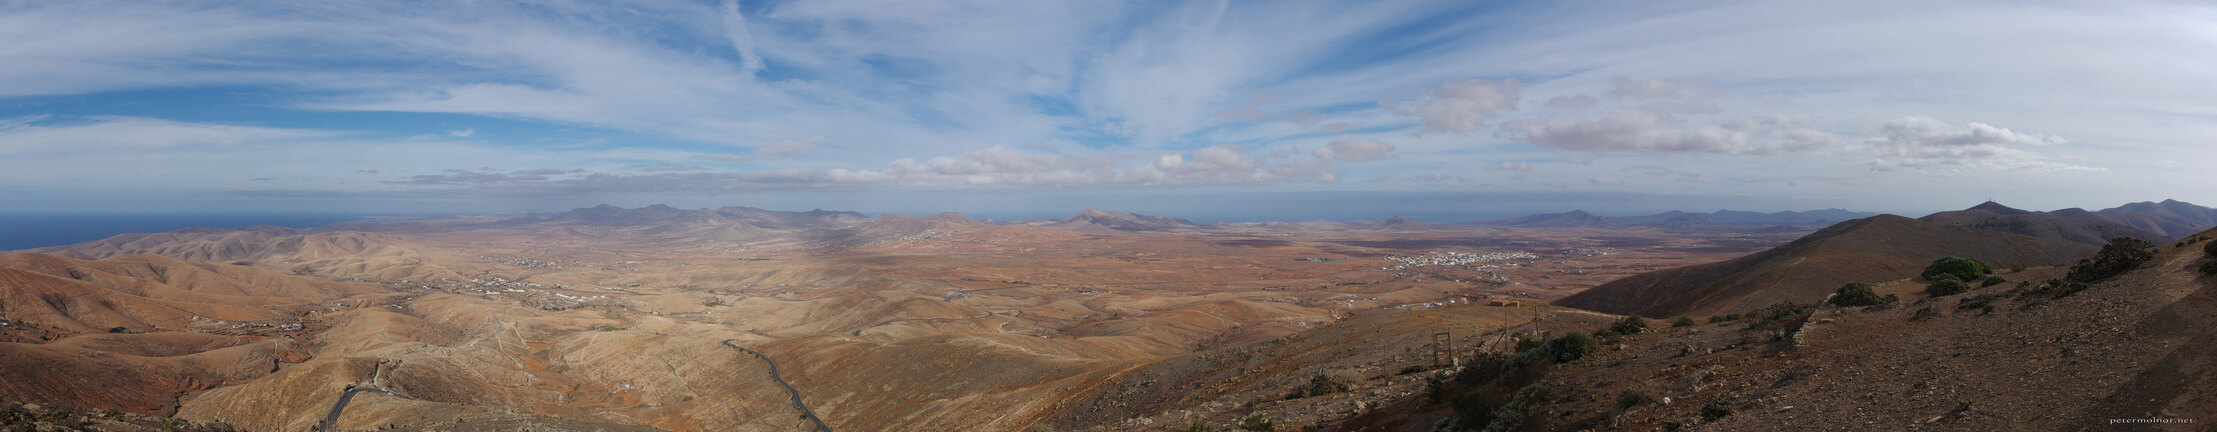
(1, 0), (2212, 218)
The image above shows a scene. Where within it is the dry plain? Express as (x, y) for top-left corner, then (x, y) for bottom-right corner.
(1, 207), (1810, 431)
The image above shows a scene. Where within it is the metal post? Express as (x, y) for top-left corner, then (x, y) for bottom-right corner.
(1433, 331), (1454, 367)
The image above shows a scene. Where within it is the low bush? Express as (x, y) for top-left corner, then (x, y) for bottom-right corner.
(2204, 238), (2217, 257)
(1299, 374), (1350, 398)
(1609, 317), (1649, 335)
(2067, 237), (2154, 283)
(1827, 282), (1894, 307)
(1921, 256), (1992, 282)
(1701, 398), (1735, 421)
(1400, 364), (1431, 375)
(1979, 275), (2006, 287)
(1480, 383), (1544, 432)
(1706, 313), (1741, 323)
(1749, 302), (1815, 328)
(1431, 417), (1472, 432)
(1548, 333), (1600, 363)
(2025, 279), (2091, 299)
(2200, 260), (2217, 276)
(1449, 389), (1494, 425)
(1187, 423), (1217, 432)
(1237, 413), (1274, 431)
(1673, 317), (1697, 328)
(1616, 387), (1659, 411)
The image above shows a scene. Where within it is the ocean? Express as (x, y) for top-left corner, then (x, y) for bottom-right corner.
(0, 213), (380, 251)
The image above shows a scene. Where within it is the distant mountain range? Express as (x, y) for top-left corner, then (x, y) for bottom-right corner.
(1471, 208), (1877, 229)
(1917, 201), (2161, 245)
(2092, 199), (2217, 239)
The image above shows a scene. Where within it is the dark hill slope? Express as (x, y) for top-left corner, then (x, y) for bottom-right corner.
(2094, 199), (2217, 240)
(1919, 201), (2162, 245)
(1554, 214), (2095, 318)
(1046, 209), (1199, 232)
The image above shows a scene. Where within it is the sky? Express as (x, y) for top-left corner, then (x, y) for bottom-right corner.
(2, 0), (2214, 222)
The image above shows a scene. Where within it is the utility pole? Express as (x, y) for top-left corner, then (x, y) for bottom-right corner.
(1433, 331), (1454, 367)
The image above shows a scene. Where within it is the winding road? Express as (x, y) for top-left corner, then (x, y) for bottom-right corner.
(724, 340), (834, 432)
(318, 386), (416, 431)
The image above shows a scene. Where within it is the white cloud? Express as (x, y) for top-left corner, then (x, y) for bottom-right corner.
(1542, 95), (1597, 109)
(0, 116), (339, 155)
(1407, 173), (1474, 184)
(1607, 76), (1710, 100)
(1863, 116), (2094, 172)
(1589, 177), (1625, 186)
(1391, 79), (1521, 134)
(1312, 138), (1397, 163)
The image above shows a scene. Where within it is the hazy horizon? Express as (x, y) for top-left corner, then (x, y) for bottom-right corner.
(8, 195), (2198, 251)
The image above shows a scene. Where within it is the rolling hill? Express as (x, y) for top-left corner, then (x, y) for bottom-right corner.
(1553, 214), (2096, 318)
(2093, 199), (2217, 240)
(1918, 201), (2163, 245)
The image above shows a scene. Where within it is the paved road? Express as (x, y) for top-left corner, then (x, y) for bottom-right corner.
(724, 340), (834, 432)
(318, 386), (415, 431)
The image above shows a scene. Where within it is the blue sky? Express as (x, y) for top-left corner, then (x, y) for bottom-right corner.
(2, 0), (2214, 221)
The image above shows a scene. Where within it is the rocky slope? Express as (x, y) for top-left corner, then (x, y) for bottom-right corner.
(1554, 215), (2094, 318)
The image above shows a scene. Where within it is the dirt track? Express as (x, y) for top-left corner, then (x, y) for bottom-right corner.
(725, 340), (833, 432)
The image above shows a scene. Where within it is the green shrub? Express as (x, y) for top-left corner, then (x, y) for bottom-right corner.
(2200, 260), (2217, 276)
(1431, 417), (1472, 432)
(1513, 334), (1542, 352)
(1921, 256), (1992, 282)
(1188, 423), (1217, 432)
(1616, 387), (1659, 411)
(1609, 317), (1648, 335)
(1673, 317), (1697, 327)
(1300, 374), (1350, 398)
(1548, 333), (1599, 362)
(1480, 383), (1544, 432)
(1449, 389), (1494, 424)
(2067, 237), (2154, 283)
(1237, 413), (1274, 431)
(2027, 278), (2091, 299)
(1749, 302), (1815, 327)
(1701, 398), (1735, 421)
(1979, 275), (2006, 287)
(1827, 282), (1893, 307)
(1706, 313), (1741, 323)
(2204, 238), (2217, 257)
(1925, 278), (1969, 297)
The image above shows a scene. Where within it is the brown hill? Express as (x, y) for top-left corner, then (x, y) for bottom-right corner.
(0, 253), (389, 332)
(0, 253), (375, 415)
(33, 229), (463, 282)
(0, 333), (300, 414)
(2094, 199), (2217, 240)
(1919, 201), (2163, 245)
(1554, 214), (2095, 318)
(1046, 209), (1199, 232)
(1356, 216), (1429, 230)
(1505, 228), (2217, 431)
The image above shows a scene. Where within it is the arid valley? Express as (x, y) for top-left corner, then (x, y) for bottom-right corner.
(5, 1), (2215, 430)
(5, 201), (2215, 431)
